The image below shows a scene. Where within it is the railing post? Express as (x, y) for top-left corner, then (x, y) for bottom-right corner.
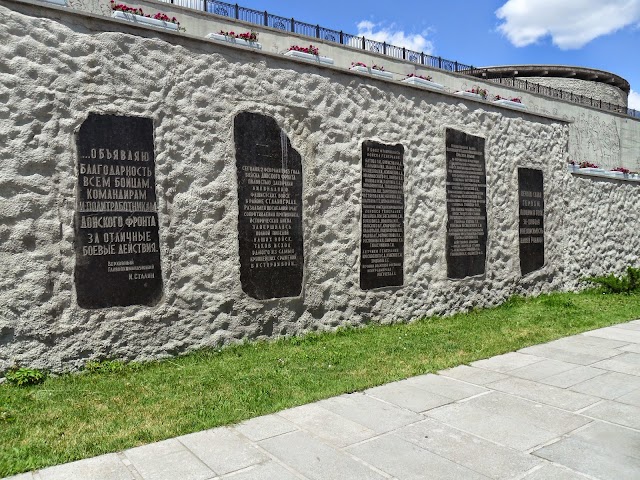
(202, 0), (206, 12)
(362, 36), (366, 49)
(454, 61), (458, 72)
(383, 42), (386, 55)
(264, 10), (268, 26)
(235, 3), (239, 19)
(402, 47), (406, 60)
(290, 18), (294, 32)
(421, 52), (424, 65)
(340, 31), (343, 44)
(438, 56), (442, 69)
(316, 24), (320, 38)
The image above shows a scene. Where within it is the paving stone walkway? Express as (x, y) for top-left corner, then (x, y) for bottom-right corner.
(8, 320), (640, 480)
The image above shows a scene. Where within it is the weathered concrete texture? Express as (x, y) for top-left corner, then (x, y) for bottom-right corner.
(0, 1), (638, 374)
(70, 0), (640, 172)
(522, 76), (628, 106)
(10, 322), (640, 480)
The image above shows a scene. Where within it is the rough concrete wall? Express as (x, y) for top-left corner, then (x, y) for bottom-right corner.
(521, 76), (628, 107)
(0, 2), (638, 375)
(448, 77), (640, 171)
(564, 175), (640, 283)
(68, 0), (640, 171)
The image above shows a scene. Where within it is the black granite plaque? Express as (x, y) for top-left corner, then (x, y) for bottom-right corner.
(360, 141), (404, 290)
(235, 112), (304, 299)
(446, 129), (487, 279)
(74, 113), (162, 308)
(518, 168), (544, 275)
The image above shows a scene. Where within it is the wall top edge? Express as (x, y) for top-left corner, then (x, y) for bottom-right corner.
(0, 0), (575, 124)
(474, 65), (630, 93)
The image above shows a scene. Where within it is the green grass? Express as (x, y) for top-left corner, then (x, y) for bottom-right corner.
(1, 290), (639, 476)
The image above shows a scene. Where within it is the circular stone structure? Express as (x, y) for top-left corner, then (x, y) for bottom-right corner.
(468, 65), (630, 107)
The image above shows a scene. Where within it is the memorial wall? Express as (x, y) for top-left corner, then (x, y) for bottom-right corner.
(1, 0), (639, 373)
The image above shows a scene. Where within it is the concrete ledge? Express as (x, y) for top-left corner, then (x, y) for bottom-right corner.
(0, 0), (572, 124)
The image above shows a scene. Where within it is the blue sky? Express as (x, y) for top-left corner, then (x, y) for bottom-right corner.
(229, 0), (640, 109)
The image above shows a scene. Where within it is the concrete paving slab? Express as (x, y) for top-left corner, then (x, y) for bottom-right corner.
(581, 400), (640, 430)
(426, 402), (557, 451)
(613, 323), (640, 331)
(460, 391), (591, 435)
(537, 365), (606, 388)
(486, 377), (600, 411)
(569, 371), (640, 399)
(403, 373), (488, 400)
(583, 327), (640, 344)
(519, 338), (623, 365)
(516, 345), (605, 365)
(619, 343), (640, 353)
(318, 392), (423, 434)
(178, 427), (267, 476)
(470, 352), (544, 373)
(571, 421), (640, 460)
(521, 464), (592, 479)
(365, 381), (453, 413)
(218, 461), (302, 480)
(591, 352), (640, 376)
(505, 359), (579, 381)
(522, 334), (628, 357)
(38, 454), (134, 480)
(123, 439), (214, 480)
(277, 403), (377, 447)
(563, 335), (631, 349)
(439, 365), (509, 385)
(396, 418), (541, 479)
(3, 475), (34, 480)
(533, 436), (640, 480)
(258, 431), (385, 480)
(617, 387), (640, 407)
(346, 434), (488, 480)
(234, 414), (297, 442)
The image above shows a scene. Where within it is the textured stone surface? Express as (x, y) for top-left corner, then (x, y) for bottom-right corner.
(0, 0), (639, 373)
(37, 454), (135, 480)
(396, 418), (541, 479)
(520, 76), (628, 107)
(177, 427), (267, 476)
(259, 431), (385, 480)
(53, 0), (640, 173)
(346, 434), (488, 480)
(123, 439), (213, 480)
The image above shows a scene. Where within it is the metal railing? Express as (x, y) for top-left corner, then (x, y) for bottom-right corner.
(161, 0), (639, 118)
(486, 77), (638, 116)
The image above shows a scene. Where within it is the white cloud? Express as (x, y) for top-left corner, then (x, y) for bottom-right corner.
(355, 20), (434, 54)
(629, 89), (640, 111)
(496, 0), (640, 49)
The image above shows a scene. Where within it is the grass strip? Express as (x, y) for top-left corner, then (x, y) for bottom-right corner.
(1, 290), (639, 476)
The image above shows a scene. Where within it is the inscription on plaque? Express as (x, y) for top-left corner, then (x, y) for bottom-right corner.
(360, 141), (404, 290)
(445, 129), (487, 278)
(75, 113), (162, 308)
(235, 112), (303, 299)
(518, 168), (544, 274)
